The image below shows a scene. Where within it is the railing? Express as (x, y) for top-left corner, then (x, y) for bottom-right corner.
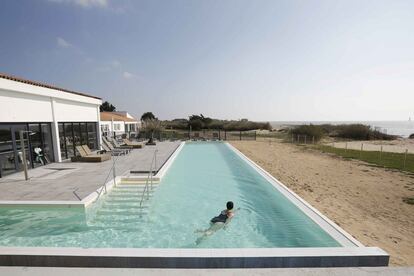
(94, 154), (120, 202)
(139, 149), (158, 210)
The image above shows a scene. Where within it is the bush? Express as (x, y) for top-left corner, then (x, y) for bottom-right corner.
(409, 133), (414, 139)
(290, 125), (324, 142)
(335, 124), (395, 140)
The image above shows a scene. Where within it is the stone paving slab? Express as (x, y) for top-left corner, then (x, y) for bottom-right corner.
(0, 266), (413, 276)
(0, 142), (181, 201)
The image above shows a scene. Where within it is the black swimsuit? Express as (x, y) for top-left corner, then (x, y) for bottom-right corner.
(210, 210), (228, 223)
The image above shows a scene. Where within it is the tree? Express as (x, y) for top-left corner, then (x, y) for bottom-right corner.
(100, 101), (116, 112)
(141, 112), (156, 122)
(142, 118), (163, 144)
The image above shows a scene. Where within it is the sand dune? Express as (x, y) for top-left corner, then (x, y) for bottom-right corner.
(230, 140), (414, 266)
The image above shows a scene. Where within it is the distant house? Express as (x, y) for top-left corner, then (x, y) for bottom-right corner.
(100, 112), (140, 139)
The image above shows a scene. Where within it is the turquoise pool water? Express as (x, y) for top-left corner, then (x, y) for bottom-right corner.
(0, 142), (340, 248)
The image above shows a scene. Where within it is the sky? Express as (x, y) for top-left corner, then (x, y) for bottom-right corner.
(0, 0), (413, 121)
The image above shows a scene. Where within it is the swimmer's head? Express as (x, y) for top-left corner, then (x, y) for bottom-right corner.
(226, 201), (234, 210)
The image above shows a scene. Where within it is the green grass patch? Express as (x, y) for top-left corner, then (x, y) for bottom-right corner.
(313, 145), (414, 173)
(403, 197), (414, 205)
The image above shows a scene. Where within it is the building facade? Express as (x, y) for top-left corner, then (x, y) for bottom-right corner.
(100, 112), (140, 139)
(0, 73), (102, 177)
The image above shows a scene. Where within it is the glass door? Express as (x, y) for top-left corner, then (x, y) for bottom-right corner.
(0, 125), (15, 177)
(13, 124), (31, 172)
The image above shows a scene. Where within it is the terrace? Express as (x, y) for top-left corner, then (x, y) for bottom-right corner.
(0, 141), (181, 203)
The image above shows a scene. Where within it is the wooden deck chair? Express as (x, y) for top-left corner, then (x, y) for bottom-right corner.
(123, 139), (143, 149)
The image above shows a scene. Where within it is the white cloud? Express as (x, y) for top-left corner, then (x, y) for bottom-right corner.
(48, 0), (108, 8)
(111, 59), (121, 68)
(56, 37), (72, 48)
(123, 71), (134, 79)
(75, 0), (108, 8)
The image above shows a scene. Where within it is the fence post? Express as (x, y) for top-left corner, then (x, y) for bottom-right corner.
(360, 143), (363, 158)
(380, 145), (383, 161)
(225, 130), (227, 140)
(255, 131), (257, 141)
(345, 142), (348, 153)
(312, 136), (315, 144)
(291, 134), (294, 143)
(404, 149), (408, 169)
(304, 136), (307, 144)
(297, 134), (299, 144)
(239, 131), (242, 141)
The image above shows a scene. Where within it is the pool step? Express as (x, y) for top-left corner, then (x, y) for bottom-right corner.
(121, 176), (160, 183)
(115, 184), (159, 189)
(107, 192), (154, 199)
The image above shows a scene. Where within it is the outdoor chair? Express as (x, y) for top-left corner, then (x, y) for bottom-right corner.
(100, 142), (126, 156)
(123, 139), (144, 149)
(103, 137), (132, 154)
(71, 145), (111, 162)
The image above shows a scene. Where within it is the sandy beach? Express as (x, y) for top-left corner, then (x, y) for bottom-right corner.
(230, 140), (414, 266)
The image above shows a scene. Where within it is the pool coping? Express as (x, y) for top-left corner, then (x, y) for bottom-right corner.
(0, 246), (389, 268)
(0, 141), (389, 268)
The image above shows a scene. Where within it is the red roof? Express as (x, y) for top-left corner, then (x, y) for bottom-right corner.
(100, 112), (137, 122)
(0, 72), (101, 100)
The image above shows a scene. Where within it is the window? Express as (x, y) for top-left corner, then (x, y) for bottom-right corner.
(113, 123), (121, 131)
(87, 123), (97, 150)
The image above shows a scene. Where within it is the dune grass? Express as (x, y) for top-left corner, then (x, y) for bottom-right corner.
(313, 145), (414, 174)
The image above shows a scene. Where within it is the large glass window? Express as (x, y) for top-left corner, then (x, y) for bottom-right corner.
(58, 123), (67, 160)
(64, 123), (74, 158)
(87, 123), (97, 150)
(80, 123), (88, 146)
(28, 124), (42, 168)
(41, 123), (54, 163)
(0, 125), (15, 177)
(73, 123), (81, 155)
(13, 124), (31, 172)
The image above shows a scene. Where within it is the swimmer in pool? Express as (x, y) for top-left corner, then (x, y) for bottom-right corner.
(195, 201), (239, 244)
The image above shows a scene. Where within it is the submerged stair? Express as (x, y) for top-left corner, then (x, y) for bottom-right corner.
(88, 178), (160, 227)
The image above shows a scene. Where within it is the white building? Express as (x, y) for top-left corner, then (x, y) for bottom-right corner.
(0, 73), (102, 177)
(100, 112), (140, 139)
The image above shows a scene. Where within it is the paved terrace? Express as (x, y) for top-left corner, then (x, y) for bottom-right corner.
(0, 141), (181, 201)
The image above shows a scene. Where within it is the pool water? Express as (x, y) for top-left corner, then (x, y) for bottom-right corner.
(0, 142), (340, 248)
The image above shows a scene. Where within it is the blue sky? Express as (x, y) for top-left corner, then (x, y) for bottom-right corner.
(1, 0), (413, 121)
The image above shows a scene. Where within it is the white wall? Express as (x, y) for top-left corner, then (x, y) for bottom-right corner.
(0, 89), (53, 122)
(0, 78), (101, 123)
(54, 99), (99, 122)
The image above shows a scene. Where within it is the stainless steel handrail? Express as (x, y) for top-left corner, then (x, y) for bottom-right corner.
(95, 154), (121, 202)
(139, 149), (158, 210)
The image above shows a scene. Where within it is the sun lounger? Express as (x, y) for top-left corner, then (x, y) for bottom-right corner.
(71, 145), (111, 162)
(123, 139), (144, 149)
(100, 142), (126, 156)
(103, 137), (131, 154)
(106, 137), (134, 150)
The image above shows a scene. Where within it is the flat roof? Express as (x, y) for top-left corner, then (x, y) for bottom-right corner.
(0, 72), (101, 100)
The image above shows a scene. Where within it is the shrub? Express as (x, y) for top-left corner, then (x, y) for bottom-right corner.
(290, 124), (324, 142)
(335, 124), (395, 140)
(409, 133), (414, 139)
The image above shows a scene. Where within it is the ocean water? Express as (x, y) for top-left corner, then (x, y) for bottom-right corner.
(271, 121), (414, 138)
(0, 142), (340, 248)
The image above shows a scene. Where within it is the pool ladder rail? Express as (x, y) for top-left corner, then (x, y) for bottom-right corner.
(139, 149), (158, 212)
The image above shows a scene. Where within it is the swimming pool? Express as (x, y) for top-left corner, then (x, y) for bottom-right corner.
(0, 142), (344, 248)
(0, 141), (389, 267)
